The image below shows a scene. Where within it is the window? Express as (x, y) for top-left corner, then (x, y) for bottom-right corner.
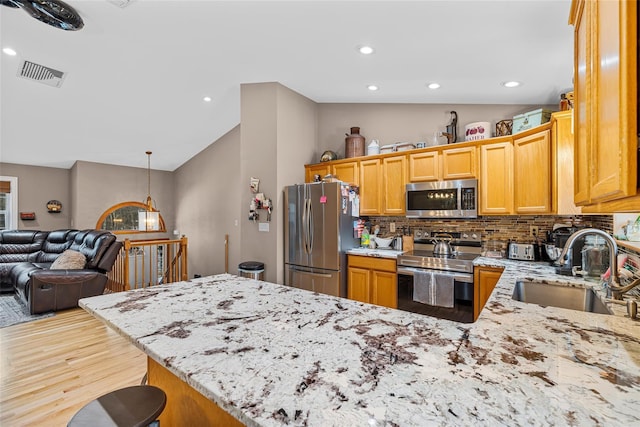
(96, 201), (166, 234)
(0, 177), (18, 231)
(0, 193), (8, 230)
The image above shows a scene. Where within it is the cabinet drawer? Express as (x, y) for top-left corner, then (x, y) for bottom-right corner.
(348, 255), (397, 272)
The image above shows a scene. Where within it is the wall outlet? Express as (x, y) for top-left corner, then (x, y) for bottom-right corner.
(529, 226), (539, 238)
(390, 222), (396, 233)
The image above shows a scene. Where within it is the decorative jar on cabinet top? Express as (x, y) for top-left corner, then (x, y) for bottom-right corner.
(345, 127), (365, 158)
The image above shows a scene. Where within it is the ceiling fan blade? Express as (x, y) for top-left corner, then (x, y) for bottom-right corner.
(18, 0), (84, 31)
(0, 0), (20, 7)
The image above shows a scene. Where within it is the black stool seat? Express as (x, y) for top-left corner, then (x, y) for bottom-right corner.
(68, 385), (166, 427)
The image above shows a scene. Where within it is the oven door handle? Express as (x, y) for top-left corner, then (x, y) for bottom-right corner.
(397, 266), (474, 284)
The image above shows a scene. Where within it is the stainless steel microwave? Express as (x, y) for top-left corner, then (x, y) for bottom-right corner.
(406, 179), (478, 218)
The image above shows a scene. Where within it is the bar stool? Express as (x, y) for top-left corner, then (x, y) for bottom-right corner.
(68, 385), (166, 427)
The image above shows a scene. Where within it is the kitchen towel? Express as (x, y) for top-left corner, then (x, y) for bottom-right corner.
(432, 272), (455, 308)
(413, 270), (432, 305)
(413, 271), (455, 308)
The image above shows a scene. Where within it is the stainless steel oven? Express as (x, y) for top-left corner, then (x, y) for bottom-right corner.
(396, 229), (481, 323)
(405, 179), (477, 218)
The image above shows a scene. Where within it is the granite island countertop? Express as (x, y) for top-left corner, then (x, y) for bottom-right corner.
(80, 261), (640, 426)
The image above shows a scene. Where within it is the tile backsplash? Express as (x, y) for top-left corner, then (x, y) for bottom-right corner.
(369, 214), (640, 294)
(368, 215), (613, 251)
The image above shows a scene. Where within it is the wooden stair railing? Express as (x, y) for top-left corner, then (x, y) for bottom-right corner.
(106, 236), (188, 293)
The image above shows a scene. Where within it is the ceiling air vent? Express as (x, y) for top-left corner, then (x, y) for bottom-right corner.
(17, 60), (66, 88)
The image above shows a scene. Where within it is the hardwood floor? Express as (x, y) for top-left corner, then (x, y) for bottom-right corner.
(0, 308), (146, 426)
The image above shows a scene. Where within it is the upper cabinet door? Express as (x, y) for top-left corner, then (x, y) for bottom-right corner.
(590, 0), (637, 202)
(570, 0), (638, 208)
(479, 141), (513, 215)
(572, 0), (591, 205)
(332, 161), (359, 186)
(552, 111), (583, 215)
(305, 163), (331, 183)
(359, 159), (382, 215)
(382, 155), (407, 215)
(513, 130), (552, 214)
(441, 146), (477, 180)
(408, 151), (439, 182)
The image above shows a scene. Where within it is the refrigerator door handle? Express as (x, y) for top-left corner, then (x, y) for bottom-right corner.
(302, 197), (309, 254)
(308, 197), (314, 252)
(289, 267), (333, 279)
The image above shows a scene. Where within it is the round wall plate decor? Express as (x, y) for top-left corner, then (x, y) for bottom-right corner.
(47, 200), (62, 212)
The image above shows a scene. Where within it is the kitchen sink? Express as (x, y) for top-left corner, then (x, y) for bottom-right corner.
(512, 281), (611, 315)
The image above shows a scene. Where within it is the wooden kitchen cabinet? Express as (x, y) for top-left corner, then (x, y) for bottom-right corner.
(347, 255), (397, 309)
(332, 161), (359, 186)
(551, 111), (582, 215)
(347, 266), (371, 304)
(441, 146), (477, 180)
(479, 139), (513, 215)
(473, 266), (504, 319)
(408, 151), (439, 181)
(570, 0), (638, 210)
(513, 127), (552, 214)
(359, 159), (382, 215)
(408, 145), (476, 182)
(359, 155), (406, 215)
(381, 155), (407, 215)
(305, 163), (330, 183)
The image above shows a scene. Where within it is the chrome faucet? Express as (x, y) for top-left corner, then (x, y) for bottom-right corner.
(555, 228), (627, 300)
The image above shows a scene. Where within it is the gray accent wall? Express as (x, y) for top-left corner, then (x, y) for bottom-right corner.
(317, 103), (556, 161)
(240, 82), (318, 283)
(174, 125), (242, 278)
(0, 163), (71, 230)
(69, 161), (174, 240)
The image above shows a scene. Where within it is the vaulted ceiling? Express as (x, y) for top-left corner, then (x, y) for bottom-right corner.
(0, 0), (573, 171)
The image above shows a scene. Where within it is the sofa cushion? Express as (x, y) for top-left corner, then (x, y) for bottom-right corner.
(36, 229), (78, 263)
(0, 230), (47, 284)
(50, 250), (86, 270)
(69, 230), (116, 269)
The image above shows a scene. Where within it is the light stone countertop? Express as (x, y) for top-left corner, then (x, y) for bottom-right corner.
(346, 247), (404, 259)
(80, 258), (640, 427)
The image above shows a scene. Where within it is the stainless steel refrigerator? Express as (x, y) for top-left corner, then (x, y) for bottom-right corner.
(284, 182), (359, 298)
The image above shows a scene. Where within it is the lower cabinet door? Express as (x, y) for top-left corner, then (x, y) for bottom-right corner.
(473, 266), (504, 319)
(372, 271), (398, 309)
(347, 267), (371, 303)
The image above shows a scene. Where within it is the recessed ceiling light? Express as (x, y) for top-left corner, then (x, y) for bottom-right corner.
(502, 81), (521, 88)
(203, 96), (212, 102)
(427, 83), (441, 89)
(3, 47), (17, 56)
(367, 85), (379, 91)
(358, 45), (375, 55)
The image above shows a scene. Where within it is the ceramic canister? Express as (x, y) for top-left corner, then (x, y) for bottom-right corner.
(345, 127), (365, 158)
(367, 139), (380, 156)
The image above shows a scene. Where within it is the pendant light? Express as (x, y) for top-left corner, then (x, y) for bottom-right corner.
(138, 151), (160, 231)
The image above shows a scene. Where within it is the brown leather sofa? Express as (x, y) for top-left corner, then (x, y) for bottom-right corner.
(0, 229), (122, 314)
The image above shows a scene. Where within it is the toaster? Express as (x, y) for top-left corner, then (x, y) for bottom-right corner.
(508, 243), (536, 261)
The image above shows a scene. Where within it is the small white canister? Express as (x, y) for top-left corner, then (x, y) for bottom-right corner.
(464, 122), (491, 141)
(367, 139), (380, 156)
